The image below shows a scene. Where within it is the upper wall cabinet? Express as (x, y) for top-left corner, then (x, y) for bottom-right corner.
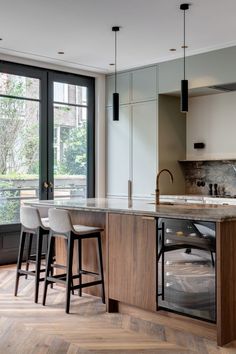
(159, 46), (236, 94)
(131, 66), (157, 103)
(106, 65), (158, 107)
(106, 72), (130, 106)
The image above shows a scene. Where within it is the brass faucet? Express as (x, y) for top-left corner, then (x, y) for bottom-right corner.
(155, 169), (174, 205)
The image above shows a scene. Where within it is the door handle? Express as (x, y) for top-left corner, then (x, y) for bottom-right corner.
(157, 221), (165, 303)
(49, 182), (54, 192)
(43, 181), (49, 189)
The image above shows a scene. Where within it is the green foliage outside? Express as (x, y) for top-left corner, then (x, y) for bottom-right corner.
(54, 120), (87, 176)
(0, 76), (87, 224)
(0, 180), (20, 224)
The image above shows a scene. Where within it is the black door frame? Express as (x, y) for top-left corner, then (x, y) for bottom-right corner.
(0, 60), (95, 204)
(47, 71), (95, 199)
(0, 61), (95, 266)
(0, 61), (48, 201)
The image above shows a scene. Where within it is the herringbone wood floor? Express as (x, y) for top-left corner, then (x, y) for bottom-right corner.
(0, 265), (235, 354)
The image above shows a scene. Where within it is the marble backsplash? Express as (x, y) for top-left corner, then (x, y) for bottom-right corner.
(179, 160), (236, 197)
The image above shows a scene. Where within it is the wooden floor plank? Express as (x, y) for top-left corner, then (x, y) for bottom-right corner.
(0, 264), (235, 353)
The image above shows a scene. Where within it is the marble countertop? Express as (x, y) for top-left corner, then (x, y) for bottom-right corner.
(25, 197), (236, 222)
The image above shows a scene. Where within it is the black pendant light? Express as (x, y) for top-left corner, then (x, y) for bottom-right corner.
(112, 26), (120, 121)
(180, 3), (189, 113)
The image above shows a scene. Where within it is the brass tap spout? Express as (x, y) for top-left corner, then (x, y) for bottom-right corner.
(155, 169), (174, 205)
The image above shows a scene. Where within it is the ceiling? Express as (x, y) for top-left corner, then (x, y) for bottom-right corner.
(1, 0), (236, 73)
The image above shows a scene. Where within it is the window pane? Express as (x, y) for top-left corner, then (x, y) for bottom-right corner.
(54, 82), (87, 105)
(0, 97), (40, 224)
(0, 73), (40, 99)
(53, 106), (87, 199)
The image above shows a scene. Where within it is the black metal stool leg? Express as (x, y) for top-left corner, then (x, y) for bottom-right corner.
(50, 237), (55, 289)
(64, 239), (74, 295)
(97, 234), (105, 304)
(66, 235), (74, 314)
(35, 229), (43, 303)
(43, 232), (53, 306)
(210, 251), (215, 267)
(25, 233), (33, 279)
(14, 230), (26, 296)
(78, 237), (82, 297)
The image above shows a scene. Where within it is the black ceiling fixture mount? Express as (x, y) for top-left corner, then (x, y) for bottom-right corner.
(112, 26), (120, 121)
(180, 3), (190, 113)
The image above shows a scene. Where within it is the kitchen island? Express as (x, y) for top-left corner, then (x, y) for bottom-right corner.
(27, 197), (236, 346)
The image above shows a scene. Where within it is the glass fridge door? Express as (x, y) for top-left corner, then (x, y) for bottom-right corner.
(157, 217), (216, 322)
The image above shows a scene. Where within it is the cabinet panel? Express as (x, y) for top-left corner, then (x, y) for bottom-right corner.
(132, 101), (157, 198)
(108, 213), (156, 311)
(132, 66), (157, 102)
(106, 106), (130, 197)
(159, 46), (236, 94)
(106, 73), (130, 106)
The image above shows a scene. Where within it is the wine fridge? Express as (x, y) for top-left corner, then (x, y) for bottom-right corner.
(157, 217), (216, 322)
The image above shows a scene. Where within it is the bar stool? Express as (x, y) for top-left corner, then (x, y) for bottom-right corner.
(42, 208), (105, 314)
(14, 206), (50, 303)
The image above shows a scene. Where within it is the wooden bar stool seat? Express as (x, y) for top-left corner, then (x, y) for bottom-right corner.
(42, 208), (105, 314)
(14, 206), (50, 303)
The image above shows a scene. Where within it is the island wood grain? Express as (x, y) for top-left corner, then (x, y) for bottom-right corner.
(108, 213), (156, 311)
(216, 219), (236, 346)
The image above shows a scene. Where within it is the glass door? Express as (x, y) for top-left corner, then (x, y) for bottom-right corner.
(157, 217), (216, 322)
(0, 64), (47, 225)
(0, 63), (95, 264)
(47, 72), (95, 200)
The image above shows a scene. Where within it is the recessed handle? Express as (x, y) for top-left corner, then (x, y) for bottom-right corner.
(142, 216), (155, 221)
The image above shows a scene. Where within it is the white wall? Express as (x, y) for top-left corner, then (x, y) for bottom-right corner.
(0, 53), (106, 197)
(187, 91), (236, 160)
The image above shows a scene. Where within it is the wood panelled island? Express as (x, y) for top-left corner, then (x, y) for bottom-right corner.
(27, 197), (236, 347)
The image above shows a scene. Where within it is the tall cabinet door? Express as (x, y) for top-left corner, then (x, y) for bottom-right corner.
(106, 105), (130, 197)
(132, 101), (157, 198)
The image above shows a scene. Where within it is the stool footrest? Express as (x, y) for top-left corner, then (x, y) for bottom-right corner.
(51, 263), (67, 270)
(46, 273), (81, 282)
(18, 269), (46, 276)
(46, 275), (67, 285)
(46, 274), (103, 290)
(28, 253), (47, 259)
(27, 260), (46, 265)
(72, 280), (103, 290)
(80, 269), (99, 276)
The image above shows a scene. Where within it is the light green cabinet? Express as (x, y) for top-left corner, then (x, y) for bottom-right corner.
(131, 66), (157, 102)
(106, 105), (131, 197)
(106, 65), (158, 198)
(132, 101), (157, 197)
(106, 66), (158, 106)
(159, 46), (236, 94)
(106, 72), (130, 106)
(106, 101), (157, 198)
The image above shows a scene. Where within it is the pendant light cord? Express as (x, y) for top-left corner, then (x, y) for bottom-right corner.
(183, 8), (186, 80)
(115, 30), (117, 93)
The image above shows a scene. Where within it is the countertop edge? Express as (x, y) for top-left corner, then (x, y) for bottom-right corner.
(25, 199), (236, 222)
